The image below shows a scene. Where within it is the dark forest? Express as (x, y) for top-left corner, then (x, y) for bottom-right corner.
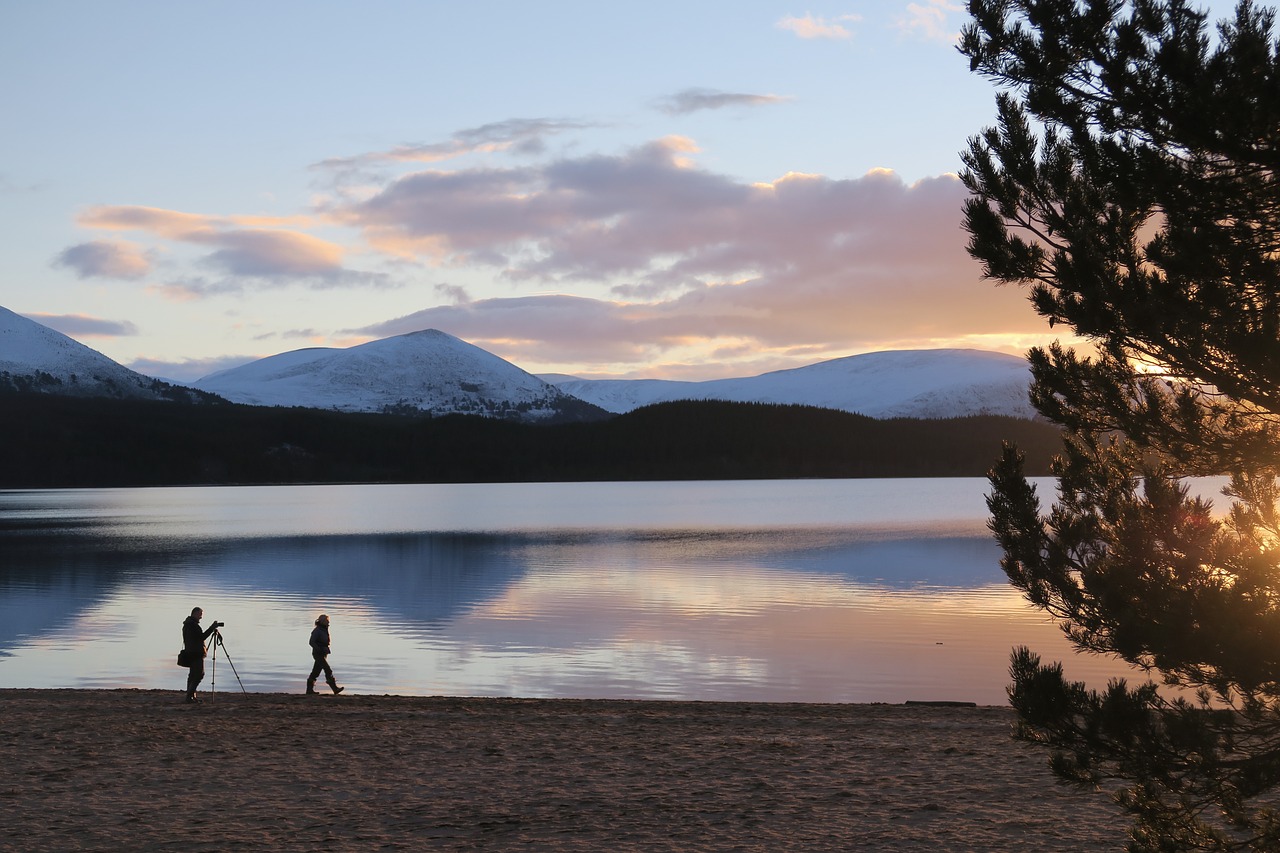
(0, 393), (1062, 488)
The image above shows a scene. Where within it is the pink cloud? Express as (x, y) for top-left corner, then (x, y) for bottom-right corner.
(337, 141), (1039, 371)
(897, 1), (964, 43)
(202, 229), (344, 277)
(79, 205), (214, 240)
(339, 144), (948, 295)
(58, 125), (1056, 378)
(775, 13), (861, 40)
(70, 204), (374, 288)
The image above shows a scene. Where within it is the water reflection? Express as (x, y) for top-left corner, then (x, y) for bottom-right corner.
(0, 481), (1158, 704)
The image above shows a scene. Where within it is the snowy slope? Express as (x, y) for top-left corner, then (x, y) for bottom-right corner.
(195, 328), (599, 421)
(548, 350), (1036, 419)
(4, 303), (1034, 421)
(0, 306), (173, 399)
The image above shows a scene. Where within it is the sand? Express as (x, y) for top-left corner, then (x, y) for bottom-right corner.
(0, 689), (1132, 851)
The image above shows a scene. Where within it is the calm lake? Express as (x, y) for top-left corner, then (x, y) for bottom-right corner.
(0, 478), (1197, 705)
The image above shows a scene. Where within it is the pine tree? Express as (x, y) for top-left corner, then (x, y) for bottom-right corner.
(960, 1), (1280, 849)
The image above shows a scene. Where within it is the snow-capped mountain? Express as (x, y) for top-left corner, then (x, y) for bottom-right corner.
(193, 328), (604, 422)
(3, 305), (1035, 421)
(546, 349), (1036, 419)
(0, 305), (187, 400)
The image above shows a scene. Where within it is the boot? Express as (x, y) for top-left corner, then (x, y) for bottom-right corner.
(306, 679), (318, 695)
(328, 681), (344, 695)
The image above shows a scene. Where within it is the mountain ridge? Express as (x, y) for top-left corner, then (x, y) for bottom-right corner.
(0, 306), (1035, 421)
(545, 349), (1035, 419)
(0, 306), (211, 402)
(193, 328), (606, 423)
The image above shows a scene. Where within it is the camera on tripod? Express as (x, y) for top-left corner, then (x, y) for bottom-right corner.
(211, 621), (225, 629)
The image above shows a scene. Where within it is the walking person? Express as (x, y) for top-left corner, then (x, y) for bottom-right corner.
(307, 613), (344, 695)
(181, 607), (222, 703)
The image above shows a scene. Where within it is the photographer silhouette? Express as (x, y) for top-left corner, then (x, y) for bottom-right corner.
(180, 607), (220, 703)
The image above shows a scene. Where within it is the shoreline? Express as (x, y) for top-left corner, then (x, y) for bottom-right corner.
(3, 688), (1131, 851)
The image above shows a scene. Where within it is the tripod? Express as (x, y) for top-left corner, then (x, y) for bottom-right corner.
(208, 629), (247, 698)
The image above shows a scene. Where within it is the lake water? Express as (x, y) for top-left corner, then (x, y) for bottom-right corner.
(0, 479), (1192, 705)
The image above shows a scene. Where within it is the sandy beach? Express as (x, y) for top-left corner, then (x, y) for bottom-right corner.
(0, 689), (1131, 851)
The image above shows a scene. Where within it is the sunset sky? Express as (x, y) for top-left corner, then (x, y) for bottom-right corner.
(0, 1), (1239, 383)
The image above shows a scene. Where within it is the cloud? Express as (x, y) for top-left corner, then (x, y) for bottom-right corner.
(334, 140), (983, 301)
(257, 328), (328, 341)
(24, 312), (139, 338)
(55, 121), (1053, 380)
(335, 136), (754, 277)
(52, 240), (153, 280)
(354, 295), (663, 365)
(78, 205), (214, 239)
(341, 163), (1039, 372)
(71, 205), (387, 290)
(201, 229), (344, 277)
(775, 13), (861, 40)
(125, 354), (259, 384)
(315, 118), (598, 179)
(896, 1), (964, 43)
(656, 88), (792, 116)
(434, 283), (471, 304)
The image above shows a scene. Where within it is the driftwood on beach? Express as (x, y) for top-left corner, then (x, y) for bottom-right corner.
(2, 689), (1131, 852)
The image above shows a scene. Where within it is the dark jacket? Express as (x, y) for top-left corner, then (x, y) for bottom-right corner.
(183, 616), (215, 657)
(310, 624), (331, 658)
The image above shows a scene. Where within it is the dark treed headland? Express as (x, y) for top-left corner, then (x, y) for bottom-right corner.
(0, 393), (1061, 488)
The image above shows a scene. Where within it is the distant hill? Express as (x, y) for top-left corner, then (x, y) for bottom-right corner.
(0, 306), (212, 402)
(0, 307), (1063, 488)
(193, 328), (606, 423)
(0, 394), (1064, 488)
(3, 306), (1035, 423)
(546, 349), (1035, 419)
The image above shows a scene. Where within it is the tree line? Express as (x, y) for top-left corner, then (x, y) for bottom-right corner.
(0, 393), (1063, 488)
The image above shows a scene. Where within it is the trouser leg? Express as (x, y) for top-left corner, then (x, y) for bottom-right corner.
(187, 661), (204, 698)
(313, 656), (341, 693)
(308, 656), (325, 692)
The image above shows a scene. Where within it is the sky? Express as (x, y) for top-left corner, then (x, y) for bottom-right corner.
(0, 1), (1242, 383)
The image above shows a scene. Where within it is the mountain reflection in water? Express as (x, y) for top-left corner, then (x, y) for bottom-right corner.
(0, 480), (1156, 703)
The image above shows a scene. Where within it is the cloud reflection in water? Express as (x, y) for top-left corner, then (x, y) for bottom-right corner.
(0, 481), (1145, 703)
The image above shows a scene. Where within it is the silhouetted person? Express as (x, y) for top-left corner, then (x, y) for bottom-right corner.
(307, 613), (344, 695)
(181, 607), (221, 703)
